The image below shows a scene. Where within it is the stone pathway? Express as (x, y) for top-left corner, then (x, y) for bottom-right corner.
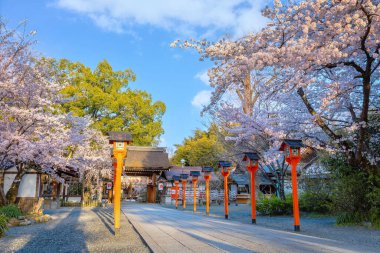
(123, 203), (378, 253)
(160, 203), (380, 249)
(0, 207), (149, 253)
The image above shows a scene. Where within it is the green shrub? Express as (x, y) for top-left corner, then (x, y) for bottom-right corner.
(336, 212), (364, 225)
(0, 204), (22, 219)
(257, 195), (293, 216)
(0, 214), (8, 237)
(367, 174), (380, 228)
(299, 191), (332, 214)
(325, 156), (380, 227)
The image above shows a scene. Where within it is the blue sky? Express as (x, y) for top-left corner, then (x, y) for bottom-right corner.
(1, 0), (268, 154)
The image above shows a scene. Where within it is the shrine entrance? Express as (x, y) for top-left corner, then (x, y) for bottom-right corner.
(122, 146), (170, 203)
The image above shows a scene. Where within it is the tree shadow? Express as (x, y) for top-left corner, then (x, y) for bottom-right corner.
(18, 208), (89, 253)
(92, 207), (115, 236)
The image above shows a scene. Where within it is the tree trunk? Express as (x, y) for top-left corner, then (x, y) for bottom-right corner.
(6, 170), (24, 204)
(278, 177), (286, 200)
(0, 172), (6, 206)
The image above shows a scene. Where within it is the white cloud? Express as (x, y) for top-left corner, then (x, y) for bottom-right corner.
(55, 0), (268, 37)
(195, 70), (210, 86)
(191, 90), (212, 109)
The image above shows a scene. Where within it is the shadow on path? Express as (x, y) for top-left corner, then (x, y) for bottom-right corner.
(18, 208), (89, 253)
(92, 208), (115, 236)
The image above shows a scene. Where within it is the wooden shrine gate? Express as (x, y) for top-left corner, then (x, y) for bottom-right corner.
(123, 146), (171, 203)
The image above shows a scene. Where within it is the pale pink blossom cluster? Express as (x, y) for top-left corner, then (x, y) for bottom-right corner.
(175, 0), (380, 168)
(0, 22), (111, 183)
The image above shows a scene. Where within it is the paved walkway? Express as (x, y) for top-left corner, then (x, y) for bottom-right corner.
(0, 207), (149, 253)
(122, 203), (377, 253)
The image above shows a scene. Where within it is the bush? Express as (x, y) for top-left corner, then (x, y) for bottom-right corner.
(0, 204), (22, 219)
(336, 212), (364, 225)
(367, 174), (380, 228)
(0, 214), (8, 237)
(299, 191), (332, 214)
(325, 156), (380, 227)
(257, 195), (293, 216)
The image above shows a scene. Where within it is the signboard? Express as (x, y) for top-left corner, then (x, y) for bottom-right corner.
(106, 182), (113, 190)
(115, 142), (124, 150)
(158, 183), (164, 191)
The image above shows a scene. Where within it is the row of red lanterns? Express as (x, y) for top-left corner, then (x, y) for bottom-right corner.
(173, 139), (304, 232)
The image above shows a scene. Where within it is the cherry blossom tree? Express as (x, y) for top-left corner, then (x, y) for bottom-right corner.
(253, 0), (380, 170)
(175, 0), (380, 171)
(0, 21), (111, 204)
(174, 1), (380, 204)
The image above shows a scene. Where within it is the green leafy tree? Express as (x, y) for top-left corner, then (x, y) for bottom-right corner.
(171, 124), (225, 168)
(55, 59), (165, 145)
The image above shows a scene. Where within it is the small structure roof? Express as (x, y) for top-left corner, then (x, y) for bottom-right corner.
(108, 131), (132, 143)
(123, 146), (170, 175)
(218, 161), (232, 167)
(279, 139), (305, 151)
(202, 167), (214, 172)
(172, 175), (180, 181)
(231, 172), (249, 185)
(180, 174), (189, 180)
(242, 152), (260, 161)
(190, 171), (201, 177)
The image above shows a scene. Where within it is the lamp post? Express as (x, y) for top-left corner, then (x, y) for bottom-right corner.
(202, 167), (213, 215)
(218, 161), (232, 219)
(279, 139), (305, 231)
(190, 171), (200, 213)
(172, 175), (180, 209)
(108, 131), (132, 233)
(180, 173), (189, 209)
(243, 152), (260, 224)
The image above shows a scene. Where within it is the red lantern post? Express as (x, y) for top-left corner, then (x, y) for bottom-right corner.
(190, 171), (200, 213)
(108, 131), (132, 233)
(172, 176), (180, 209)
(243, 152), (260, 224)
(180, 174), (189, 209)
(219, 161), (232, 219)
(279, 139), (305, 231)
(202, 167), (213, 215)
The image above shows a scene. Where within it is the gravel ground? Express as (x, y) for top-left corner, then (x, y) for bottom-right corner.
(0, 207), (150, 253)
(161, 202), (380, 249)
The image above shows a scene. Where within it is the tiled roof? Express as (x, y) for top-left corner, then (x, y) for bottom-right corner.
(243, 152), (260, 161)
(108, 131), (132, 142)
(218, 161), (232, 167)
(123, 146), (170, 170)
(279, 139), (305, 151)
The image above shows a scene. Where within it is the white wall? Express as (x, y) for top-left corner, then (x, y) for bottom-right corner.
(3, 173), (37, 197)
(18, 174), (37, 197)
(4, 173), (16, 194)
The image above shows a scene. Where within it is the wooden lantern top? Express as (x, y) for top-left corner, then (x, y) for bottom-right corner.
(242, 152), (260, 162)
(190, 171), (201, 177)
(172, 175), (181, 182)
(180, 173), (189, 180)
(218, 161), (232, 168)
(279, 139), (305, 151)
(202, 167), (213, 173)
(108, 131), (132, 144)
